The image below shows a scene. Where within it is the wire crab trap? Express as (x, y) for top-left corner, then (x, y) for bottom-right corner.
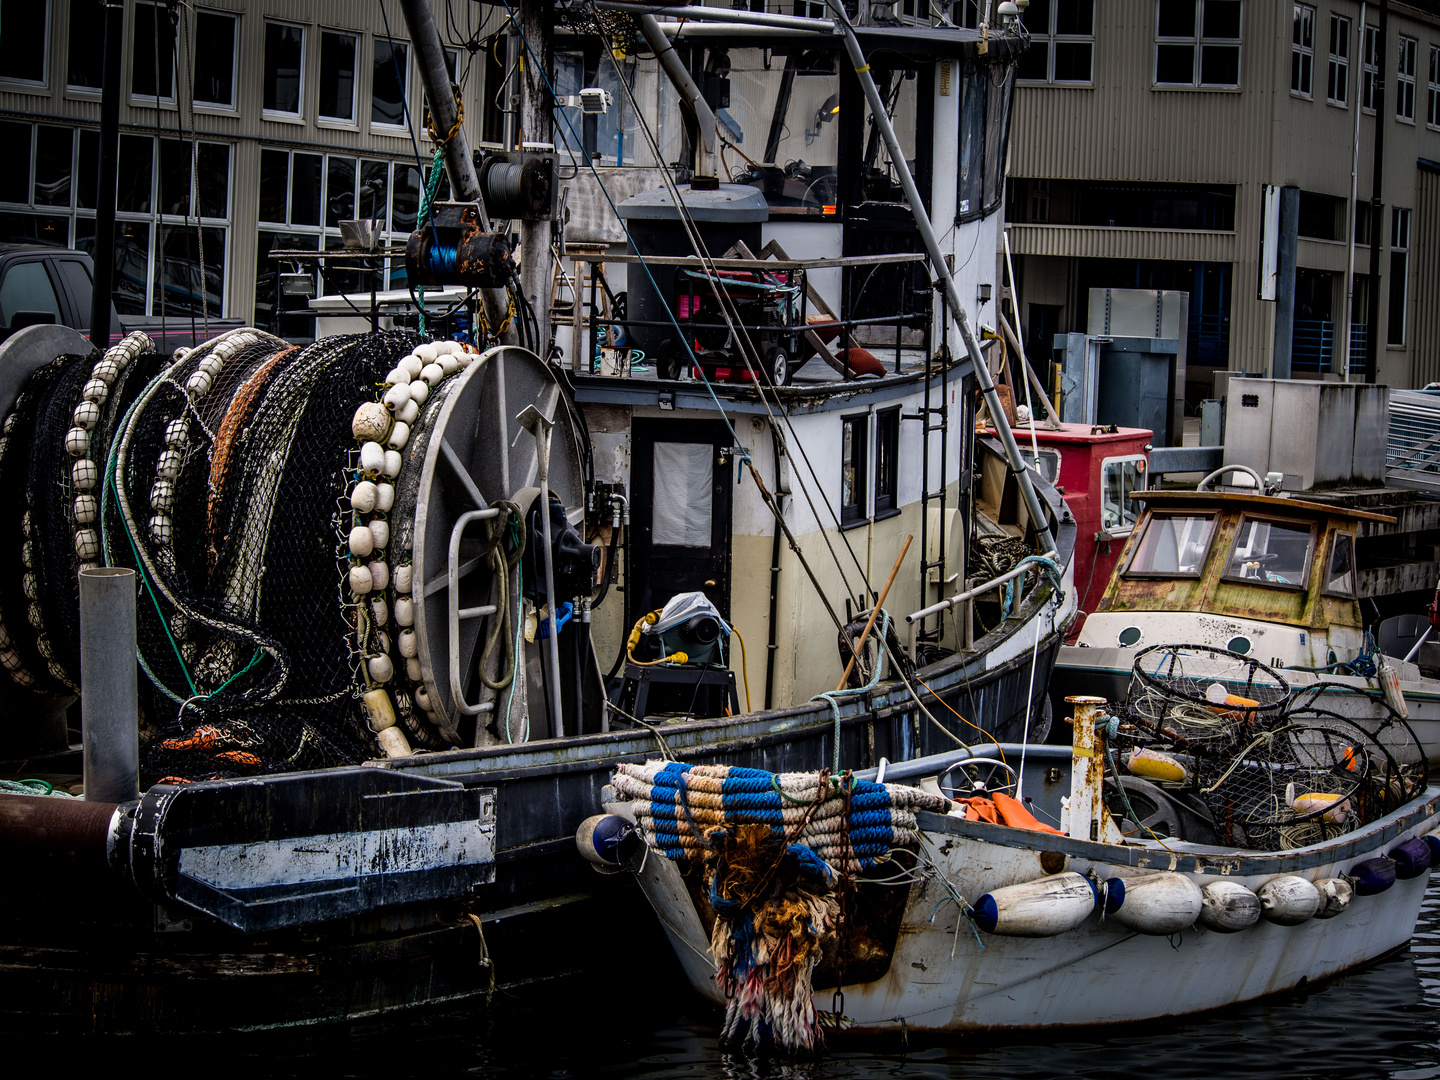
(1123, 643), (1292, 753)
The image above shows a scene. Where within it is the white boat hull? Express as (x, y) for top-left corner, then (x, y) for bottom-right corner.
(633, 789), (1440, 1032)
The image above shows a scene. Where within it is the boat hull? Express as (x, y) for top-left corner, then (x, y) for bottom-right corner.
(634, 787), (1440, 1032)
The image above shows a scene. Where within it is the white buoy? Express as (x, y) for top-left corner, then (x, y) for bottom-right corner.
(376, 724), (412, 758)
(394, 597), (415, 626)
(156, 449), (182, 479)
(150, 479), (175, 512)
(370, 596), (389, 626)
(352, 401), (391, 442)
(375, 483), (395, 512)
(1198, 880), (1262, 933)
(186, 370), (213, 398)
(1258, 876), (1321, 925)
(350, 480), (378, 514)
(164, 418), (188, 448)
(397, 399), (419, 426)
(368, 518), (390, 551)
(348, 525), (375, 557)
(393, 563), (412, 593)
(71, 458), (98, 491)
(82, 378), (109, 404)
(420, 363), (444, 387)
(400, 354), (424, 378)
(386, 366), (412, 386)
(415, 342), (439, 363)
(382, 449), (402, 478)
(348, 564), (374, 594)
(367, 654), (394, 683)
(65, 427), (89, 457)
(438, 354), (459, 376)
(1105, 873), (1203, 935)
(73, 400), (100, 430)
(368, 561), (389, 592)
(359, 441), (386, 473)
(1314, 877), (1354, 919)
(969, 872), (1098, 937)
(73, 494), (98, 524)
(382, 384), (411, 411)
(388, 421), (410, 450)
(398, 628), (418, 658)
(406, 656), (422, 681)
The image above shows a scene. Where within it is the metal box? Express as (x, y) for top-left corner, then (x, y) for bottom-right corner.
(1352, 383), (1390, 484)
(1269, 381), (1356, 490)
(1222, 377), (1273, 476)
(1199, 399), (1223, 446)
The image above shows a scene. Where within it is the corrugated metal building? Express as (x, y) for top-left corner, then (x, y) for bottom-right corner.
(0, 0), (509, 334)
(1008, 0), (1440, 397)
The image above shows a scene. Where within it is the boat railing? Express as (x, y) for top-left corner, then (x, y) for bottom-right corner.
(902, 549), (1058, 658)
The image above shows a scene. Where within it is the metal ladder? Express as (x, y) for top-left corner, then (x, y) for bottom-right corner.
(908, 296), (951, 648)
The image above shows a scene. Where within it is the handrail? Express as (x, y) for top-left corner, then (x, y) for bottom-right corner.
(905, 550), (1057, 624)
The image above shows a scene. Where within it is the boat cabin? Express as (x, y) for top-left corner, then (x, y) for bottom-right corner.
(1077, 489), (1397, 670)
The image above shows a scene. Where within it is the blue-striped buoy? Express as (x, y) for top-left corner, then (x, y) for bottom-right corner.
(970, 872), (1100, 936)
(1350, 856), (1397, 895)
(1391, 838), (1434, 880)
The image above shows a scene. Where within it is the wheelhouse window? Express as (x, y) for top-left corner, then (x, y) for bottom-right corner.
(1323, 532), (1356, 597)
(1223, 517), (1314, 589)
(1124, 513), (1216, 578)
(959, 61), (1015, 220)
(194, 11), (238, 110)
(841, 414), (868, 526)
(1100, 456), (1147, 536)
(0, 0), (49, 86)
(264, 21), (305, 116)
(1017, 0), (1096, 85)
(875, 408), (899, 516)
(1154, 0), (1242, 89)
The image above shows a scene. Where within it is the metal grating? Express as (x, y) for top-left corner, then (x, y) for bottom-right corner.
(1386, 389), (1440, 492)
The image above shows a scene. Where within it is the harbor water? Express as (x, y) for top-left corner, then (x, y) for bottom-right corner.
(53, 877), (1440, 1078)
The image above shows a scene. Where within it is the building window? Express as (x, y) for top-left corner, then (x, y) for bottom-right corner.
(1430, 46), (1440, 128)
(875, 408), (900, 516)
(1017, 0), (1095, 85)
(841, 414), (868, 526)
(1291, 4), (1314, 97)
(263, 20), (305, 116)
(1397, 35), (1417, 122)
(1154, 0), (1242, 89)
(255, 149), (416, 327)
(194, 11), (237, 109)
(1362, 23), (1379, 113)
(319, 30), (358, 124)
(131, 0), (176, 102)
(67, 0), (103, 91)
(373, 39), (410, 129)
(1327, 13), (1349, 106)
(1388, 208), (1409, 346)
(0, 0), (49, 86)
(1030, 178), (1050, 222)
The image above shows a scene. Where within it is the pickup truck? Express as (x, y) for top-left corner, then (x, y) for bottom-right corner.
(0, 245), (244, 352)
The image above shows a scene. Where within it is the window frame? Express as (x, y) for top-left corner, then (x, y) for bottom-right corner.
(840, 412), (869, 528)
(1321, 531), (1357, 599)
(262, 18), (307, 120)
(1388, 207), (1410, 347)
(1219, 514), (1316, 593)
(371, 37), (412, 134)
(318, 28), (360, 127)
(874, 407), (900, 517)
(1017, 0), (1096, 87)
(130, 0), (177, 106)
(1430, 44), (1440, 129)
(66, 0), (104, 94)
(1362, 22), (1379, 114)
(192, 9), (239, 113)
(1153, 0), (1244, 90)
(1327, 13), (1350, 107)
(0, 0), (51, 89)
(1397, 34), (1418, 123)
(1291, 3), (1315, 99)
(1099, 454), (1148, 539)
(1121, 511), (1219, 580)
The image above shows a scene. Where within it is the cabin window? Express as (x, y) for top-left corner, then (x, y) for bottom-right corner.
(1223, 516), (1314, 590)
(319, 30), (359, 124)
(875, 408), (900, 516)
(652, 442), (713, 548)
(263, 21), (305, 117)
(1324, 532), (1356, 597)
(1100, 456), (1146, 536)
(958, 61), (1015, 220)
(841, 413), (868, 526)
(1124, 513), (1215, 578)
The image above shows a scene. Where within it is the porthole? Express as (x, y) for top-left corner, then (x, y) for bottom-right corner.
(1227, 635), (1252, 655)
(1118, 626), (1143, 648)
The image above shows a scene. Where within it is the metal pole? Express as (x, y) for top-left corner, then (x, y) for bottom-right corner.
(1341, 3), (1366, 381)
(597, 2), (840, 33)
(834, 19), (1056, 555)
(80, 568), (138, 804)
(638, 14), (718, 179)
(397, 0), (480, 201)
(1366, 0), (1389, 384)
(518, 0), (554, 354)
(519, 406), (566, 738)
(1272, 185), (1299, 380)
(89, 0), (124, 349)
(1066, 695), (1105, 841)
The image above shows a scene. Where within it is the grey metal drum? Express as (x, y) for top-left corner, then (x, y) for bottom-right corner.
(411, 345), (587, 737)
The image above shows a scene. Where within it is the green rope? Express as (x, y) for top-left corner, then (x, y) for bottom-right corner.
(416, 147), (446, 336)
(0, 778), (69, 797)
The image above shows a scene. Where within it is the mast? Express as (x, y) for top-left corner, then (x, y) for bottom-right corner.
(517, 0), (555, 355)
(89, 0), (124, 349)
(398, 0), (480, 200)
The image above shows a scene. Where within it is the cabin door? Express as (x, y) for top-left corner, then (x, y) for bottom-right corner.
(628, 419), (734, 626)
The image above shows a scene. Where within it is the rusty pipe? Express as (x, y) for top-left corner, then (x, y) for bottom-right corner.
(0, 794), (121, 859)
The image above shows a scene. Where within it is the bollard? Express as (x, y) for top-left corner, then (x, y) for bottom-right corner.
(80, 567), (139, 803)
(1066, 695), (1107, 842)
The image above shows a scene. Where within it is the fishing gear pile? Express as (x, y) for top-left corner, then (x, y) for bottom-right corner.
(1113, 644), (1428, 849)
(0, 328), (507, 785)
(610, 761), (948, 1052)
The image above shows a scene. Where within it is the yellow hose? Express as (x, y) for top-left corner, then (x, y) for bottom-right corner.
(625, 609), (688, 667)
(731, 627), (753, 713)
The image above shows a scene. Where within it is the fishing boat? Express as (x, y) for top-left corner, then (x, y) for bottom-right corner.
(591, 686), (1437, 1042)
(0, 0), (1076, 1034)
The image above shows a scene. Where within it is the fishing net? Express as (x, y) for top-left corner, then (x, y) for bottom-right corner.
(1113, 644), (1429, 850)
